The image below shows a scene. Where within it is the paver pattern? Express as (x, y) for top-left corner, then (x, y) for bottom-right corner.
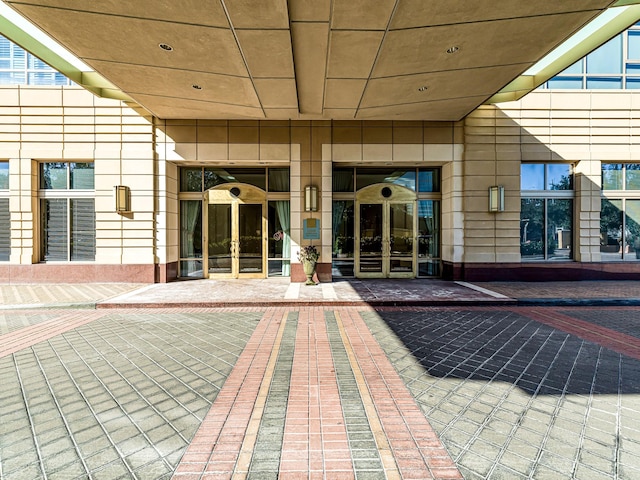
(2, 280), (640, 479)
(363, 306), (640, 479)
(0, 309), (260, 479)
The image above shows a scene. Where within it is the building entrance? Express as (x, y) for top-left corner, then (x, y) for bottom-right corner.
(205, 184), (267, 279)
(355, 184), (417, 278)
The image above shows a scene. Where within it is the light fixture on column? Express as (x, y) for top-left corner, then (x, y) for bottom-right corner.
(305, 185), (318, 212)
(115, 185), (131, 213)
(488, 185), (504, 212)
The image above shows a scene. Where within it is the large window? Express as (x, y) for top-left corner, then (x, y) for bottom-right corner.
(520, 164), (573, 261)
(0, 161), (9, 261)
(541, 23), (640, 90)
(600, 164), (640, 261)
(40, 163), (95, 261)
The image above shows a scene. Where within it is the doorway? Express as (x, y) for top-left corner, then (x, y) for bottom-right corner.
(205, 183), (267, 279)
(355, 184), (417, 278)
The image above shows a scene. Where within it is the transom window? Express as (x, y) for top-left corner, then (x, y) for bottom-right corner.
(333, 167), (440, 193)
(179, 167), (289, 192)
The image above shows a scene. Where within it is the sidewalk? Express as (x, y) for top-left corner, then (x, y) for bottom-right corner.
(2, 278), (640, 309)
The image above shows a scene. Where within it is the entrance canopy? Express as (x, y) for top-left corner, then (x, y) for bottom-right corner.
(2, 1), (640, 120)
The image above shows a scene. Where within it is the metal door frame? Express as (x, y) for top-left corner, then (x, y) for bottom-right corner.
(204, 183), (267, 279)
(355, 184), (417, 279)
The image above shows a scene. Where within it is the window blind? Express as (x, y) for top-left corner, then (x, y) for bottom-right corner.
(70, 199), (95, 261)
(43, 199), (68, 261)
(0, 198), (9, 261)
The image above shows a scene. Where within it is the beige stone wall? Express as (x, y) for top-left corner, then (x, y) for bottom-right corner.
(5, 85), (638, 281)
(156, 120), (463, 275)
(465, 90), (640, 266)
(0, 86), (156, 278)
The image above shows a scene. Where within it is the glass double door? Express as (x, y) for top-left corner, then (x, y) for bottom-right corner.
(206, 185), (266, 279)
(356, 199), (416, 278)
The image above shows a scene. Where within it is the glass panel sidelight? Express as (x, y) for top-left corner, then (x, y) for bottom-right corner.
(389, 203), (413, 273)
(359, 203), (383, 273)
(238, 204), (263, 274)
(626, 200), (640, 261)
(600, 198), (623, 260)
(208, 204), (232, 274)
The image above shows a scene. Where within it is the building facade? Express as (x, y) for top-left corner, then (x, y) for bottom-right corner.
(1, 17), (640, 283)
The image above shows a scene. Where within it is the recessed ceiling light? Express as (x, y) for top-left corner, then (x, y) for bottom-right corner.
(192, 84), (202, 90)
(418, 86), (428, 92)
(446, 46), (459, 54)
(159, 43), (173, 51)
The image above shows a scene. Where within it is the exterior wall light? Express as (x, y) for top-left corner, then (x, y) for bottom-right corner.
(115, 185), (131, 213)
(305, 185), (318, 212)
(488, 185), (504, 212)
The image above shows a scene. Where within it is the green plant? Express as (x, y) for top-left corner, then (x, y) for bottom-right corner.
(298, 245), (319, 263)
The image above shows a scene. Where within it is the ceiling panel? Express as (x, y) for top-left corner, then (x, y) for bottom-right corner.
(89, 61), (260, 108)
(133, 94), (264, 119)
(253, 79), (298, 108)
(331, 0), (396, 30)
(325, 79), (367, 108)
(235, 30), (295, 78)
(13, 5), (248, 76)
(327, 31), (384, 79)
(390, 0), (613, 29)
(224, 0), (289, 29)
(4, 0), (230, 26)
(356, 96), (490, 121)
(3, 0), (618, 120)
(360, 64), (528, 109)
(373, 12), (600, 78)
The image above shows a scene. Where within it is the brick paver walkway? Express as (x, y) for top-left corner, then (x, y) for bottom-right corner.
(1, 282), (640, 479)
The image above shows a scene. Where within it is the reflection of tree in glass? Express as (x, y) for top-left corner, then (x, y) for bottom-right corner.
(548, 174), (571, 191)
(600, 199), (622, 247)
(520, 199), (544, 256)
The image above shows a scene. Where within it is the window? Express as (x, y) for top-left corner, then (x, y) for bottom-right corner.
(0, 35), (71, 86)
(540, 23), (640, 90)
(0, 161), (9, 261)
(600, 163), (640, 261)
(40, 162), (95, 261)
(520, 164), (574, 261)
(179, 167), (288, 193)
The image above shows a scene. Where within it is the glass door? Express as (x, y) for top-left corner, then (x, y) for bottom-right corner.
(206, 184), (267, 279)
(238, 203), (263, 274)
(355, 184), (416, 278)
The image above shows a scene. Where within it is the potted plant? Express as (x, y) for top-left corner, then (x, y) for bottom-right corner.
(298, 245), (319, 285)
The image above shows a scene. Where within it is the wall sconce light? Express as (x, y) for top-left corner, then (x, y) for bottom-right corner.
(305, 185), (318, 212)
(488, 185), (504, 212)
(115, 185), (131, 213)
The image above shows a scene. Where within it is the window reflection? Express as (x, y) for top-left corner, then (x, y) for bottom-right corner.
(586, 35), (622, 74)
(521, 164), (544, 190)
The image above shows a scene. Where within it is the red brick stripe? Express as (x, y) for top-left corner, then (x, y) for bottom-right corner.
(0, 311), (107, 358)
(518, 308), (640, 361)
(172, 307), (286, 479)
(340, 307), (463, 480)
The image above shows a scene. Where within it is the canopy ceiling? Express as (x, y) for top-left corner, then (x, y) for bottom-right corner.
(1, 0), (627, 120)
